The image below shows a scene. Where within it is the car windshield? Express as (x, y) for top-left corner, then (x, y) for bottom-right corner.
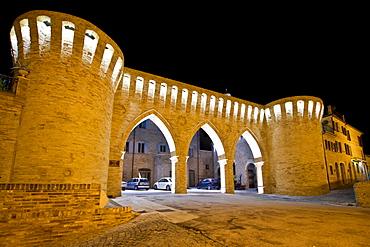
(168, 178), (172, 182)
(212, 179), (218, 183)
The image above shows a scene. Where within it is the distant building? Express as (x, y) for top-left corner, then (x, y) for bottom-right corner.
(322, 106), (368, 189)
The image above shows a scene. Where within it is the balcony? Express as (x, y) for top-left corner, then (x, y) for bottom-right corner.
(0, 74), (17, 93)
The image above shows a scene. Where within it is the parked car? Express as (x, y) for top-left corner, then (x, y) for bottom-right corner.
(197, 178), (221, 190)
(121, 181), (127, 191)
(126, 178), (150, 190)
(153, 177), (172, 191)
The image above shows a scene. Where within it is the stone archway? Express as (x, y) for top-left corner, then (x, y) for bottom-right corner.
(107, 112), (177, 197)
(234, 129), (265, 194)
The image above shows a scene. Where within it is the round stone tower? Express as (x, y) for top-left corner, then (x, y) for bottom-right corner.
(9, 10), (124, 190)
(265, 96), (330, 196)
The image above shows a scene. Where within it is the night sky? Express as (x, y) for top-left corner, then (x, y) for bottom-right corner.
(0, 4), (368, 152)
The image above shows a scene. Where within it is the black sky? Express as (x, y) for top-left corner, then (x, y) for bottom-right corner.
(0, 4), (368, 152)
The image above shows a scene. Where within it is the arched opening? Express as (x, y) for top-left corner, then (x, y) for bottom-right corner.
(121, 114), (175, 190)
(234, 130), (264, 193)
(187, 123), (226, 192)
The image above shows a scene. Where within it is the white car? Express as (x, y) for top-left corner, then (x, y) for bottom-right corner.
(153, 177), (172, 191)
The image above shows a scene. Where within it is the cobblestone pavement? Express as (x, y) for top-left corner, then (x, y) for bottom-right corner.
(60, 187), (370, 246)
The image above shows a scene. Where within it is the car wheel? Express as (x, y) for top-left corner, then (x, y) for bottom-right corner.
(122, 188), (125, 191)
(207, 185), (211, 190)
(153, 185), (157, 190)
(134, 185), (138, 190)
(166, 185), (171, 191)
(197, 185), (200, 189)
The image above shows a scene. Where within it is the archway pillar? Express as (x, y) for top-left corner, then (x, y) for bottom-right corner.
(218, 159), (235, 194)
(170, 155), (188, 194)
(107, 151), (125, 198)
(255, 161), (264, 194)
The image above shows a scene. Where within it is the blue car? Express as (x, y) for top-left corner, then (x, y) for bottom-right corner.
(197, 178), (221, 190)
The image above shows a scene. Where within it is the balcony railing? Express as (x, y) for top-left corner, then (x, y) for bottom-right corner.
(0, 74), (17, 93)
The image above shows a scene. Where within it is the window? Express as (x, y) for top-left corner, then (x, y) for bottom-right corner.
(285, 102), (293, 119)
(125, 141), (148, 153)
(181, 89), (188, 108)
(148, 80), (156, 101)
(160, 83), (167, 102)
(206, 164), (210, 170)
(344, 144), (352, 155)
(135, 77), (144, 95)
(100, 44), (114, 74)
(297, 100), (305, 117)
(157, 144), (168, 152)
(188, 148), (194, 157)
(10, 26), (18, 61)
(358, 136), (363, 147)
(61, 21), (75, 57)
(20, 19), (31, 58)
(83, 30), (99, 64)
(37, 16), (52, 54)
(329, 166), (333, 175)
(273, 104), (282, 121)
(111, 58), (123, 89)
(347, 130), (351, 141)
(138, 120), (149, 129)
(191, 91), (198, 111)
(137, 142), (148, 153)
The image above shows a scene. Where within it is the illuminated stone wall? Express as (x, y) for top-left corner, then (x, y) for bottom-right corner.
(264, 96), (329, 196)
(2, 10), (362, 201)
(8, 10), (124, 190)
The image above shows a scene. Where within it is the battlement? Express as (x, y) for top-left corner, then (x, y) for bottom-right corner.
(120, 68), (267, 124)
(265, 95), (324, 123)
(10, 10), (123, 91)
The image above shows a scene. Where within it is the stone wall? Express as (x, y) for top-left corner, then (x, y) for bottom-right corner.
(354, 180), (370, 208)
(0, 183), (138, 246)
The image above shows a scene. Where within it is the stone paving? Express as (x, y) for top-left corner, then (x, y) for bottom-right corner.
(56, 187), (369, 246)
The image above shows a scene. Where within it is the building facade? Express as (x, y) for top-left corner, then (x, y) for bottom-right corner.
(322, 106), (368, 189)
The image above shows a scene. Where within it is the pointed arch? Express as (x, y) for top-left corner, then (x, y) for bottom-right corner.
(119, 110), (176, 155)
(188, 121), (225, 158)
(233, 128), (264, 160)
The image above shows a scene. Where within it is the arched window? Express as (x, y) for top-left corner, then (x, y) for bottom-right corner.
(209, 96), (216, 114)
(160, 83), (167, 102)
(307, 100), (314, 118)
(265, 108), (272, 122)
(191, 91), (198, 111)
(247, 105), (253, 121)
(218, 98), (224, 117)
(273, 104), (282, 121)
(181, 89), (188, 108)
(10, 26), (18, 61)
(259, 109), (265, 123)
(20, 19), (31, 58)
(148, 80), (156, 101)
(253, 107), (259, 122)
(297, 100), (305, 117)
(135, 77), (144, 95)
(201, 93), (207, 112)
(225, 100), (232, 118)
(36, 16), (52, 54)
(122, 73), (130, 93)
(111, 57), (123, 89)
(82, 30), (99, 64)
(240, 103), (246, 121)
(315, 102), (321, 119)
(100, 44), (114, 74)
(285, 102), (293, 119)
(233, 102), (239, 120)
(171, 86), (178, 107)
(61, 21), (75, 57)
